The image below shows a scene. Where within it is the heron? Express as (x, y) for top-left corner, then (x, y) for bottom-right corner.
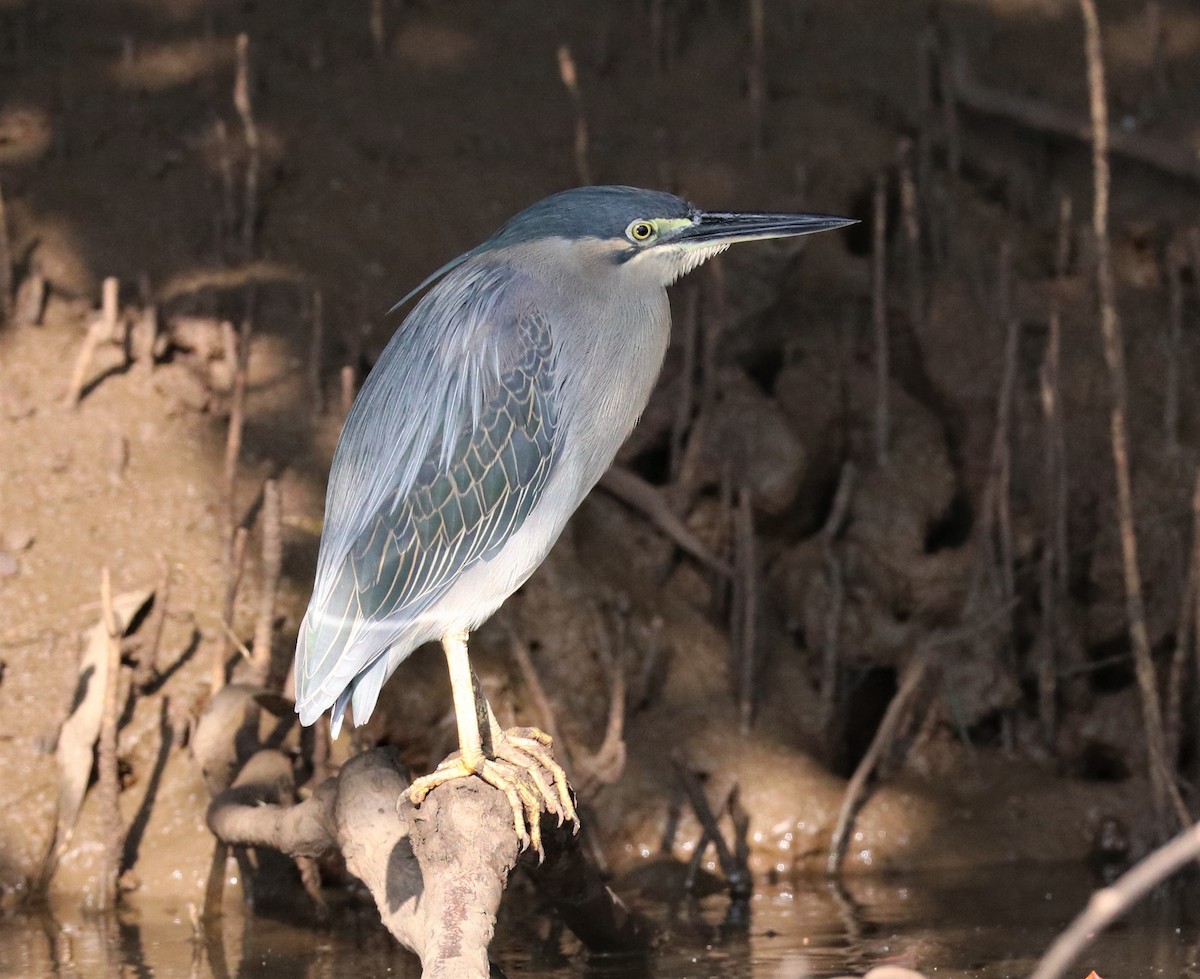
(294, 185), (853, 851)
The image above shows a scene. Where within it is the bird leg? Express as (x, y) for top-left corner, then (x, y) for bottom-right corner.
(408, 629), (577, 856)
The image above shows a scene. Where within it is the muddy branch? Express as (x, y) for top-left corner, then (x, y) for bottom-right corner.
(195, 689), (651, 973)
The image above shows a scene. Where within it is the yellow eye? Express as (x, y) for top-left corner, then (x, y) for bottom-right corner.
(627, 220), (656, 243)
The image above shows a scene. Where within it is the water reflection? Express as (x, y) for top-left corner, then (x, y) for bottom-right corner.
(2, 867), (1198, 978)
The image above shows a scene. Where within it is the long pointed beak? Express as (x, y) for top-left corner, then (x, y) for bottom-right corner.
(673, 210), (857, 247)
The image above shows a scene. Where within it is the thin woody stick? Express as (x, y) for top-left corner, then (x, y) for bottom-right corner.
(214, 119), (236, 254)
(1078, 0), (1187, 833)
(649, 0), (664, 75)
(0, 183), (12, 323)
(1036, 310), (1065, 744)
(213, 526), (250, 694)
(1163, 245), (1183, 453)
(1187, 229), (1200, 302)
(557, 46), (592, 186)
(234, 34), (259, 257)
(64, 277), (122, 409)
(827, 645), (933, 877)
(1029, 820), (1200, 979)
(250, 480), (282, 686)
(735, 487), (758, 734)
(972, 251), (1020, 602)
(133, 556), (172, 690)
(97, 568), (125, 909)
(933, 27), (962, 178)
(1164, 472), (1200, 764)
(871, 173), (889, 465)
(747, 0), (766, 158)
(948, 49), (1200, 184)
(819, 462), (856, 750)
(1055, 194), (1073, 279)
(701, 257), (728, 416)
(1146, 0), (1169, 104)
(307, 290), (325, 415)
(826, 605), (1013, 876)
(340, 365), (356, 417)
(669, 283), (700, 483)
(898, 139), (923, 337)
(223, 292), (254, 536)
(370, 0), (386, 60)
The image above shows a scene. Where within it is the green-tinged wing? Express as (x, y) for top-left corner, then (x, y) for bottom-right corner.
(296, 290), (558, 727)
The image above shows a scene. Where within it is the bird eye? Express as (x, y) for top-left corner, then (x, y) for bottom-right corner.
(627, 220), (656, 243)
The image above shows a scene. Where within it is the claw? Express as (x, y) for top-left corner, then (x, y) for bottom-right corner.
(407, 725), (575, 859)
(505, 730), (577, 829)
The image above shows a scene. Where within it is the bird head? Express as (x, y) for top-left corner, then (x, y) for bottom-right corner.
(486, 185), (856, 287)
(389, 186), (855, 313)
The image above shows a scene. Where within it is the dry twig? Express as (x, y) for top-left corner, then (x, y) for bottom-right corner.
(214, 526), (250, 694)
(669, 283), (700, 483)
(249, 479), (282, 686)
(64, 277), (123, 409)
(819, 462), (856, 750)
(747, 0), (766, 158)
(38, 589), (152, 892)
(1078, 0), (1186, 833)
(556, 45), (592, 185)
(598, 466), (732, 577)
(733, 487), (758, 734)
(1035, 310), (1066, 744)
(948, 45), (1200, 185)
(97, 568), (126, 909)
(871, 172), (889, 464)
(826, 607), (1013, 876)
(133, 556), (172, 690)
(234, 34), (259, 256)
(339, 364), (356, 417)
(1055, 194), (1073, 278)
(1029, 820), (1200, 979)
(898, 139), (923, 337)
(213, 119), (236, 252)
(0, 182), (11, 323)
(369, 0), (386, 60)
(508, 631), (567, 765)
(223, 294), (254, 533)
(307, 290), (325, 415)
(673, 763), (750, 897)
(1164, 245), (1183, 452)
(1165, 472), (1200, 764)
(972, 253), (1020, 606)
(827, 645), (933, 877)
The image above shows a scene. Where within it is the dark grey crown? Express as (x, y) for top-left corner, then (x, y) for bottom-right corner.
(486, 186), (693, 246)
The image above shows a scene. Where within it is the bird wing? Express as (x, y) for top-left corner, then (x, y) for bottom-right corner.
(295, 264), (560, 724)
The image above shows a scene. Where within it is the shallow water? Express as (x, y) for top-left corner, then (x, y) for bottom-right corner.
(2, 867), (1198, 978)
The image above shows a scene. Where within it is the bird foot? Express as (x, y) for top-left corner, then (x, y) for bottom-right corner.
(407, 726), (577, 859)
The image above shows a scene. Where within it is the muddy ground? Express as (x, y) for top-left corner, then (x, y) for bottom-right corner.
(1, 0), (1200, 947)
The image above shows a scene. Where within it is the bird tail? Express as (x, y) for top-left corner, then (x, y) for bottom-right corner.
(293, 603), (399, 736)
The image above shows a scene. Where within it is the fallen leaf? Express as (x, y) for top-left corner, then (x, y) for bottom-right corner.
(38, 588), (154, 887)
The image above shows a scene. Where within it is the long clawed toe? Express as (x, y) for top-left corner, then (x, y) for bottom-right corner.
(407, 726), (577, 859)
(501, 727), (578, 829)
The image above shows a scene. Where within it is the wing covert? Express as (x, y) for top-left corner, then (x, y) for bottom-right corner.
(296, 298), (559, 719)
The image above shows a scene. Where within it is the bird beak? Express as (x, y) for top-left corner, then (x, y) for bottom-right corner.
(672, 211), (857, 247)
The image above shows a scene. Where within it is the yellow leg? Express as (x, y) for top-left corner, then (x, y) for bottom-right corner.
(408, 629), (577, 855)
(445, 628), (489, 770)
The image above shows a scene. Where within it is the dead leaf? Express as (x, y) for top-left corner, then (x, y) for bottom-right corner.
(37, 588), (154, 889)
